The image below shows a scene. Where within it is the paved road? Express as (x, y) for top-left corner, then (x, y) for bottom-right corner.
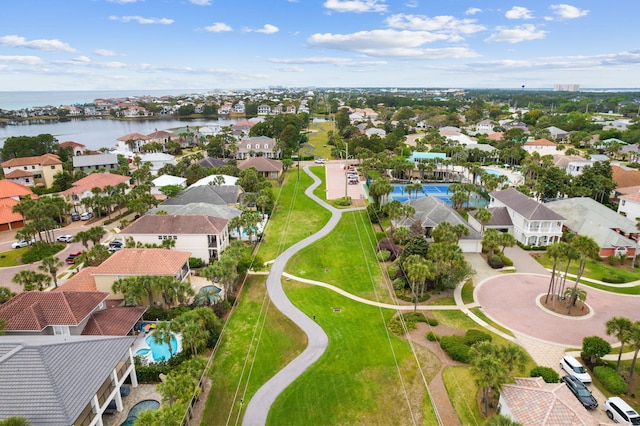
(242, 167), (365, 425)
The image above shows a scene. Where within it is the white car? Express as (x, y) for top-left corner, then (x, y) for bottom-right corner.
(560, 355), (591, 384)
(56, 234), (74, 243)
(314, 158), (325, 164)
(11, 238), (35, 249)
(80, 211), (93, 220)
(604, 397), (640, 424)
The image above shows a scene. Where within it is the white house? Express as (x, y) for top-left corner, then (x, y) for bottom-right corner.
(139, 152), (176, 175)
(522, 138), (557, 155)
(475, 119), (494, 134)
(150, 174), (187, 195)
(618, 192), (640, 221)
(72, 153), (119, 174)
(488, 188), (565, 247)
(120, 214), (230, 263)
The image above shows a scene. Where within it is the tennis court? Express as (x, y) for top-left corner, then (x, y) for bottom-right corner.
(389, 183), (487, 207)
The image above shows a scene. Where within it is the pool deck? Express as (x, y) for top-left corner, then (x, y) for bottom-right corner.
(102, 384), (162, 426)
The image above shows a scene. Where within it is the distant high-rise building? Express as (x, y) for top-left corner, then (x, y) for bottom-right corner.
(553, 84), (580, 92)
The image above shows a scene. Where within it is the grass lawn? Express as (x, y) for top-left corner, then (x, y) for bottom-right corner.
(461, 279), (474, 304)
(470, 308), (515, 338)
(0, 248), (27, 267)
(286, 210), (393, 303)
(306, 121), (333, 159)
(309, 165), (327, 201)
(268, 282), (441, 425)
(201, 275), (307, 425)
(428, 296), (456, 306)
(442, 366), (484, 426)
(257, 170), (331, 262)
(535, 252), (640, 283)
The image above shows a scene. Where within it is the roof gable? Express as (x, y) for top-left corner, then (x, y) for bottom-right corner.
(94, 248), (190, 276)
(238, 157), (283, 172)
(121, 214), (228, 235)
(490, 189), (565, 221)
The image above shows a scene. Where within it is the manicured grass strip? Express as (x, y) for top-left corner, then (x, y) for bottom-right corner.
(442, 366), (483, 426)
(0, 248), (27, 267)
(535, 253), (640, 283)
(257, 170), (331, 262)
(306, 122), (333, 159)
(267, 282), (440, 425)
(470, 308), (515, 338)
(428, 296), (456, 306)
(461, 279), (474, 304)
(202, 276), (307, 425)
(582, 281), (640, 295)
(309, 165), (327, 201)
(286, 210), (392, 302)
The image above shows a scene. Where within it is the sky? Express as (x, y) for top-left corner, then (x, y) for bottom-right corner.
(0, 0), (638, 91)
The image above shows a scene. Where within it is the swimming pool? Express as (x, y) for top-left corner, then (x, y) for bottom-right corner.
(481, 167), (512, 183)
(119, 400), (160, 426)
(135, 332), (180, 362)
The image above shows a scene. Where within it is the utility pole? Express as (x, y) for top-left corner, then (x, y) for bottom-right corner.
(344, 141), (348, 198)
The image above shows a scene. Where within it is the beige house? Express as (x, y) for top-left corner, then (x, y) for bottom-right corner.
(238, 157), (283, 179)
(60, 173), (131, 214)
(1, 153), (63, 188)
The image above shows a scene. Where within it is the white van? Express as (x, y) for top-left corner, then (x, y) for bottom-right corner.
(604, 397), (640, 424)
(559, 355), (591, 384)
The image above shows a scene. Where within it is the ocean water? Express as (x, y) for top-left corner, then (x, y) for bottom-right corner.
(0, 89), (207, 111)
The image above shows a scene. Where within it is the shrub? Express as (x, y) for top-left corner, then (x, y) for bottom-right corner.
(487, 256), (504, 269)
(500, 254), (514, 267)
(392, 278), (406, 291)
(387, 263), (399, 279)
(426, 317), (439, 326)
(602, 274), (625, 284)
(605, 255), (617, 266)
(463, 329), (492, 346)
(593, 366), (627, 395)
(387, 316), (417, 334)
(400, 312), (426, 323)
(376, 249), (391, 262)
(440, 335), (472, 363)
(530, 366), (560, 383)
(21, 242), (65, 264)
(188, 257), (203, 269)
(426, 331), (439, 341)
(335, 196), (352, 206)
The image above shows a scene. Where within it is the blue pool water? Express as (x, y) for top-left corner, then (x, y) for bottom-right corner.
(135, 348), (150, 357)
(119, 400), (160, 426)
(145, 333), (179, 362)
(481, 167), (512, 182)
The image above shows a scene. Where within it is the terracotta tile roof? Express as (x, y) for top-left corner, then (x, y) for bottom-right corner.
(121, 214), (228, 235)
(81, 306), (146, 336)
(94, 248), (191, 276)
(0, 179), (38, 200)
(613, 165), (640, 189)
(616, 185), (640, 195)
(487, 132), (503, 141)
(55, 267), (99, 292)
(500, 377), (596, 425)
(60, 173), (130, 195)
(0, 198), (25, 224)
(620, 192), (640, 202)
(238, 157), (283, 172)
(0, 291), (108, 331)
(524, 138), (556, 146)
(147, 130), (176, 139)
(59, 141), (85, 148)
(117, 132), (151, 141)
(4, 170), (34, 178)
(1, 153), (62, 168)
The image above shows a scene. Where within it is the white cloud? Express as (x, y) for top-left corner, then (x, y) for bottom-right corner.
(0, 55), (44, 65)
(549, 4), (589, 19)
(274, 65), (304, 72)
(189, 0), (211, 5)
(505, 6), (533, 20)
(204, 22), (232, 32)
(465, 8), (482, 15)
(93, 49), (120, 57)
(72, 56), (91, 63)
(109, 16), (174, 24)
(485, 25), (546, 44)
(323, 0), (388, 13)
(0, 35), (75, 52)
(385, 14), (485, 35)
(256, 24), (279, 34)
(268, 56), (386, 66)
(107, 0), (140, 3)
(405, 0), (418, 8)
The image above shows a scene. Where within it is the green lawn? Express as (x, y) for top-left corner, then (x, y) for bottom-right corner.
(309, 166), (327, 201)
(306, 121), (333, 159)
(442, 367), (484, 426)
(470, 308), (515, 338)
(257, 170), (332, 262)
(286, 210), (392, 302)
(535, 253), (640, 283)
(201, 275), (307, 425)
(461, 279), (474, 304)
(0, 248), (28, 267)
(268, 282), (441, 425)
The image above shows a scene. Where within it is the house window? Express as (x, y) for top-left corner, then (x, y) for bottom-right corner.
(23, 166), (27, 170)
(98, 301), (105, 310)
(622, 200), (626, 206)
(31, 166), (35, 169)
(25, 179), (30, 183)
(51, 165), (56, 169)
(246, 144), (251, 149)
(53, 325), (70, 336)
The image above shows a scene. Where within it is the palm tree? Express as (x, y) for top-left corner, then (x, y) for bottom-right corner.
(475, 209), (493, 235)
(38, 256), (64, 288)
(0, 287), (15, 304)
(403, 255), (433, 312)
(12, 270), (50, 291)
(545, 242), (563, 305)
(498, 344), (527, 381)
(470, 348), (505, 416)
(567, 235), (599, 314)
(606, 316), (632, 372)
(152, 320), (178, 360)
(627, 321), (640, 382)
(181, 320), (209, 356)
(482, 229), (502, 259)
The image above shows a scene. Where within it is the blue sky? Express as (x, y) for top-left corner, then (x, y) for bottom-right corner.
(0, 0), (637, 91)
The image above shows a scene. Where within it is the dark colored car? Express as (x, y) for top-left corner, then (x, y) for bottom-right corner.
(71, 212), (80, 221)
(65, 251), (82, 264)
(561, 375), (597, 409)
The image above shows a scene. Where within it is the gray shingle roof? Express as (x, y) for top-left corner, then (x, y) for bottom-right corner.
(0, 335), (135, 425)
(121, 214), (228, 235)
(396, 197), (481, 240)
(148, 202), (241, 220)
(72, 153), (118, 168)
(490, 188), (565, 221)
(160, 185), (241, 206)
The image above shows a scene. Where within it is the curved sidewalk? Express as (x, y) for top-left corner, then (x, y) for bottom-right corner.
(243, 167), (363, 425)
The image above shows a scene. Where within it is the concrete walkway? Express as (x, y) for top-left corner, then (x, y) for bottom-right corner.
(242, 167), (365, 426)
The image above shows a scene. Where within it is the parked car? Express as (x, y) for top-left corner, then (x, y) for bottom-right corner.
(11, 238), (35, 249)
(65, 251), (82, 264)
(71, 212), (80, 221)
(561, 375), (597, 409)
(604, 397), (640, 424)
(80, 211), (93, 221)
(559, 355), (591, 384)
(56, 234), (74, 243)
(108, 240), (124, 253)
(314, 158), (325, 164)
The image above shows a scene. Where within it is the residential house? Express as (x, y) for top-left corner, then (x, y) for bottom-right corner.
(0, 180), (37, 231)
(546, 197), (638, 258)
(198, 157), (228, 169)
(115, 132), (152, 153)
(148, 202), (241, 221)
(257, 104), (271, 115)
(232, 120), (254, 139)
(546, 126), (570, 141)
(150, 174), (187, 195)
(612, 165), (640, 190)
(488, 188), (565, 247)
(160, 184), (242, 207)
(395, 197), (482, 253)
(566, 155), (610, 177)
(139, 152), (176, 175)
(190, 174), (239, 187)
(121, 214), (230, 262)
(475, 119), (494, 134)
(0, 335), (138, 425)
(522, 138), (557, 155)
(618, 192), (640, 221)
(238, 157), (284, 179)
(233, 101), (245, 114)
(73, 153), (119, 174)
(236, 136), (279, 160)
(60, 173), (131, 215)
(463, 144), (500, 162)
(498, 377), (596, 426)
(365, 127), (386, 137)
(146, 129), (178, 149)
(1, 153), (63, 188)
(59, 141), (87, 156)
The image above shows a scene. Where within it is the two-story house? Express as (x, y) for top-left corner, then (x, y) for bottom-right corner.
(72, 153), (119, 174)
(487, 188), (565, 247)
(60, 173), (131, 214)
(236, 136), (279, 160)
(1, 153), (63, 188)
(120, 214), (230, 263)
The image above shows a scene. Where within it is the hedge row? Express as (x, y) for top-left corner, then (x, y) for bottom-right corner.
(593, 366), (627, 395)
